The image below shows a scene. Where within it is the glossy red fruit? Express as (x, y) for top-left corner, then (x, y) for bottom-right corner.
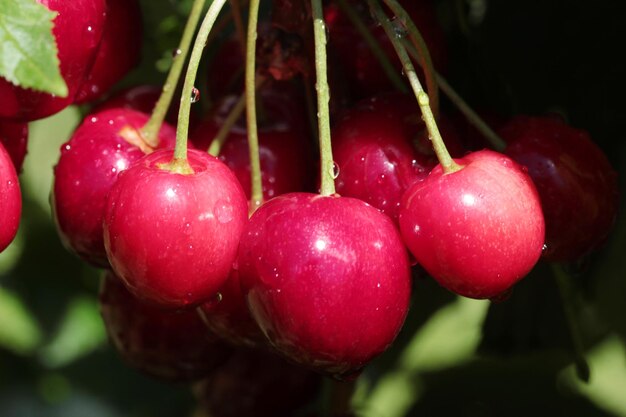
(501, 116), (619, 262)
(0, 121), (28, 173)
(75, 0), (143, 103)
(99, 271), (230, 381)
(193, 349), (320, 417)
(0, 0), (106, 121)
(333, 94), (432, 222)
(325, 0), (447, 97)
(238, 193), (411, 378)
(103, 148), (248, 309)
(52, 108), (177, 267)
(0, 142), (21, 253)
(399, 150), (545, 299)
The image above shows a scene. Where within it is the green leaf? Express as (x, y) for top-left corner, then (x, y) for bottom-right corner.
(0, 0), (68, 97)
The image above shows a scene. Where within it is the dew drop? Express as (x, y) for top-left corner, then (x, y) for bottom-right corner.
(541, 243), (549, 254)
(331, 162), (340, 179)
(190, 87), (200, 103)
(172, 48), (182, 58)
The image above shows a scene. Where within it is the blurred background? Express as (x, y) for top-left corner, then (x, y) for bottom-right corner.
(1, 0), (625, 416)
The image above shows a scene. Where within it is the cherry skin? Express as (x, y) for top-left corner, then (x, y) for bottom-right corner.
(193, 348), (320, 417)
(501, 115), (619, 262)
(0, 0), (106, 121)
(324, 0), (447, 97)
(0, 121), (28, 173)
(75, 0), (143, 103)
(399, 149), (545, 299)
(99, 271), (231, 381)
(103, 148), (248, 309)
(52, 108), (177, 267)
(0, 142), (21, 253)
(238, 192), (411, 378)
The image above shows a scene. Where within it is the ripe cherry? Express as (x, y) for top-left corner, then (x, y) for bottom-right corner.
(0, 0), (106, 121)
(0, 142), (21, 253)
(103, 148), (248, 309)
(99, 271), (230, 381)
(52, 108), (177, 267)
(193, 349), (320, 417)
(0, 121), (28, 173)
(501, 115), (619, 262)
(399, 150), (545, 299)
(238, 193), (411, 378)
(75, 0), (143, 103)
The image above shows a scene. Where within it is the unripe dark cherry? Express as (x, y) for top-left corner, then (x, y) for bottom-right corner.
(103, 149), (248, 309)
(399, 150), (545, 299)
(99, 272), (230, 381)
(52, 108), (177, 267)
(0, 142), (21, 253)
(501, 115), (619, 262)
(238, 193), (411, 378)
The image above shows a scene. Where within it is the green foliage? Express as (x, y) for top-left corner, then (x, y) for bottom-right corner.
(0, 0), (67, 96)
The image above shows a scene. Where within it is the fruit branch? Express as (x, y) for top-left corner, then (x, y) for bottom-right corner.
(402, 41), (507, 151)
(379, 0), (439, 117)
(172, 0), (229, 169)
(312, 0), (336, 196)
(245, 0), (263, 209)
(141, 0), (207, 147)
(551, 263), (591, 382)
(367, 0), (459, 174)
(335, 0), (408, 94)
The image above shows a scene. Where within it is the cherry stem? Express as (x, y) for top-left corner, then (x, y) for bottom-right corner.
(312, 0), (336, 196)
(335, 0), (408, 95)
(141, 0), (207, 147)
(207, 76), (266, 157)
(402, 41), (507, 152)
(367, 0), (459, 174)
(230, 0), (247, 58)
(173, 0), (229, 164)
(380, 0), (439, 117)
(245, 0), (263, 209)
(551, 263), (591, 383)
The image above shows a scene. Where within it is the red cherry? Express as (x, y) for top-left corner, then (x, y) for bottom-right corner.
(325, 0), (447, 97)
(501, 115), (619, 262)
(0, 142), (21, 253)
(52, 108), (177, 267)
(399, 150), (545, 299)
(238, 193), (411, 377)
(75, 0), (143, 103)
(99, 271), (230, 381)
(193, 349), (320, 417)
(0, 0), (106, 121)
(103, 148), (248, 309)
(0, 121), (28, 173)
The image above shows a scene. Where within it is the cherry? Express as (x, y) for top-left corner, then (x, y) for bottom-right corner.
(52, 108), (177, 267)
(324, 0), (448, 97)
(0, 142), (21, 253)
(103, 148), (248, 309)
(238, 192), (411, 378)
(501, 115), (619, 262)
(399, 150), (545, 299)
(99, 271), (230, 381)
(0, 0), (106, 121)
(193, 349), (320, 417)
(0, 121), (28, 173)
(75, 0), (143, 104)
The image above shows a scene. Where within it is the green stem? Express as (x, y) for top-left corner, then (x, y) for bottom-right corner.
(245, 0), (263, 209)
(174, 0), (229, 163)
(551, 263), (591, 383)
(312, 0), (336, 196)
(142, 0), (207, 147)
(207, 76), (266, 157)
(335, 0), (407, 94)
(367, 0), (459, 174)
(380, 0), (439, 117)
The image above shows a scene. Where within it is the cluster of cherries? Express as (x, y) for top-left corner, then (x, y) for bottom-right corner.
(0, 0), (619, 415)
